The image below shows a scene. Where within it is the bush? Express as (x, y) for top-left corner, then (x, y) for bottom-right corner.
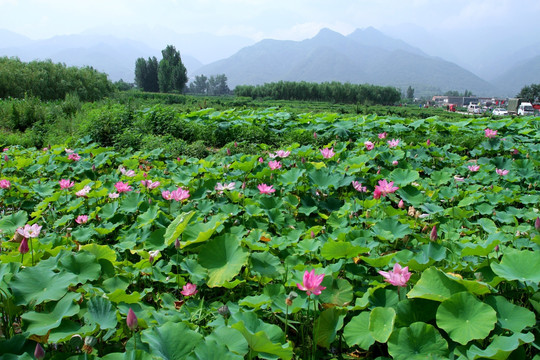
(79, 104), (134, 147)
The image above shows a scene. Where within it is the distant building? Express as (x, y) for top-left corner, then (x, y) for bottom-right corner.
(431, 95), (505, 107)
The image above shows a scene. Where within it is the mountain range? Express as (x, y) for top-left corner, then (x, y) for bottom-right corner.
(1, 27), (539, 97)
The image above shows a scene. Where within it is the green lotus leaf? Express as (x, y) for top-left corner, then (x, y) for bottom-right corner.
(407, 267), (469, 302)
(389, 169), (419, 186)
(141, 321), (203, 360)
(119, 191), (143, 213)
(476, 218), (498, 234)
(48, 319), (95, 343)
(250, 251), (282, 279)
(368, 307), (396, 343)
(180, 213), (228, 248)
(387, 322), (449, 360)
(360, 252), (396, 267)
(205, 326), (249, 357)
(58, 251), (101, 283)
(395, 298), (439, 327)
(320, 241), (367, 260)
(192, 339), (244, 360)
(278, 168), (305, 186)
(80, 243), (117, 263)
(136, 205), (160, 229)
(319, 278), (353, 307)
(466, 332), (534, 360)
(343, 311), (375, 350)
(315, 307), (346, 348)
(10, 266), (77, 306)
(21, 292), (81, 336)
(163, 211), (195, 246)
(86, 296), (118, 330)
(239, 294), (272, 310)
(372, 217), (411, 242)
(198, 235), (249, 288)
(436, 292), (497, 345)
(0, 210), (28, 234)
(99, 202), (119, 220)
(308, 168), (342, 189)
(485, 296), (536, 333)
(491, 249), (540, 283)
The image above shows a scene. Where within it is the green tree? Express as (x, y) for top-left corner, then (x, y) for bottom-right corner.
(190, 75), (209, 94)
(406, 86), (414, 100)
(158, 45), (188, 93)
(134, 57), (159, 92)
(517, 84), (540, 103)
(208, 74), (230, 95)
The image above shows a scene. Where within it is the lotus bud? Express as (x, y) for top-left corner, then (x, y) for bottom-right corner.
(398, 199), (404, 208)
(430, 226), (437, 241)
(313, 132), (317, 139)
(535, 217), (540, 231)
(126, 308), (137, 331)
(34, 343), (45, 360)
(174, 238), (181, 250)
(311, 230), (315, 238)
(234, 141), (238, 147)
(427, 139), (431, 146)
(494, 245), (499, 252)
(258, 157), (263, 163)
(226, 148), (231, 156)
(18, 238), (29, 254)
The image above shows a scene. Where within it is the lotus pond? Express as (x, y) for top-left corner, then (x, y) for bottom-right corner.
(0, 110), (539, 359)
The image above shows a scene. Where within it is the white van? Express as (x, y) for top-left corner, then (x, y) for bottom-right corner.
(467, 103), (482, 114)
(518, 102), (534, 116)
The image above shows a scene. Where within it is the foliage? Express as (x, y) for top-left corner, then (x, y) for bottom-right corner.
(0, 57), (115, 101)
(134, 57), (159, 93)
(235, 81), (401, 105)
(158, 45), (188, 93)
(516, 83), (540, 103)
(0, 112), (539, 358)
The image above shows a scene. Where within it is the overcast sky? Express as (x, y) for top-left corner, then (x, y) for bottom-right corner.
(2, 0), (539, 41)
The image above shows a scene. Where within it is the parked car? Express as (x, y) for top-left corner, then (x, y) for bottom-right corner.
(492, 108), (509, 116)
(467, 103), (482, 114)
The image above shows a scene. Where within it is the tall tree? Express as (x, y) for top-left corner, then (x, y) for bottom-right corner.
(134, 56), (159, 92)
(190, 75), (209, 94)
(517, 84), (540, 103)
(134, 57), (147, 90)
(406, 86), (414, 100)
(158, 45), (188, 93)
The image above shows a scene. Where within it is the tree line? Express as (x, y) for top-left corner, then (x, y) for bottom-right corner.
(0, 57), (115, 101)
(135, 45), (188, 93)
(234, 81), (401, 105)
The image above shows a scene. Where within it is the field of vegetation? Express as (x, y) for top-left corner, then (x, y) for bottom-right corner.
(1, 102), (539, 359)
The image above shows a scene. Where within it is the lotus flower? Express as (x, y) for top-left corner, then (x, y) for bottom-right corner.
(496, 168), (508, 176)
(108, 192), (119, 199)
(215, 182), (235, 193)
(430, 225), (437, 241)
(141, 180), (160, 189)
(170, 187), (190, 201)
(126, 308), (137, 330)
(19, 238), (29, 254)
(149, 250), (160, 264)
(378, 263), (411, 287)
(351, 181), (367, 192)
(0, 179), (10, 189)
(387, 139), (400, 148)
(364, 141), (374, 150)
(468, 165), (480, 172)
(75, 215), (89, 224)
(485, 128), (498, 138)
(378, 132), (387, 139)
(68, 153), (81, 161)
(17, 224), (42, 238)
(115, 181), (132, 193)
(275, 150), (290, 158)
(398, 199), (404, 208)
(296, 269), (326, 296)
(76, 185), (91, 197)
(59, 179), (74, 189)
(258, 183), (275, 195)
(65, 148), (74, 154)
(373, 179), (399, 199)
(320, 147), (335, 159)
(120, 167), (136, 177)
(181, 283), (198, 296)
(268, 160), (282, 170)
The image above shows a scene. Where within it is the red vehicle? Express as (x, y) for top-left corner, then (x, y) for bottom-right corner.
(448, 104), (456, 112)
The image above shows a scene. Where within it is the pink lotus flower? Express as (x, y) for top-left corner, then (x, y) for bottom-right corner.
(373, 179), (399, 199)
(378, 263), (411, 287)
(19, 237), (29, 254)
(0, 179), (10, 189)
(181, 283), (198, 296)
(75, 215), (89, 224)
(387, 139), (400, 148)
(297, 269), (326, 296)
(320, 147), (335, 159)
(59, 179), (74, 189)
(163, 187), (190, 201)
(454, 176), (465, 182)
(275, 150), (291, 158)
(352, 181), (367, 192)
(68, 153), (81, 161)
(126, 308), (137, 331)
(17, 224), (42, 238)
(378, 132), (387, 139)
(120, 167), (136, 177)
(485, 128), (498, 138)
(426, 139), (431, 146)
(313, 132), (317, 139)
(141, 180), (160, 189)
(392, 160), (398, 166)
(268, 160), (282, 170)
(115, 181), (132, 193)
(468, 165), (480, 172)
(258, 157), (264, 163)
(108, 192), (119, 199)
(64, 148), (74, 154)
(76, 185), (91, 197)
(2, 147), (8, 152)
(398, 199), (404, 208)
(149, 250), (160, 264)
(496, 168), (509, 176)
(364, 141), (374, 150)
(215, 182), (235, 193)
(258, 183), (275, 195)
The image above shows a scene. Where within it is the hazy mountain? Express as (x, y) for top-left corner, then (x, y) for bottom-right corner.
(0, 32), (204, 82)
(195, 28), (497, 96)
(492, 55), (540, 97)
(0, 29), (33, 47)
